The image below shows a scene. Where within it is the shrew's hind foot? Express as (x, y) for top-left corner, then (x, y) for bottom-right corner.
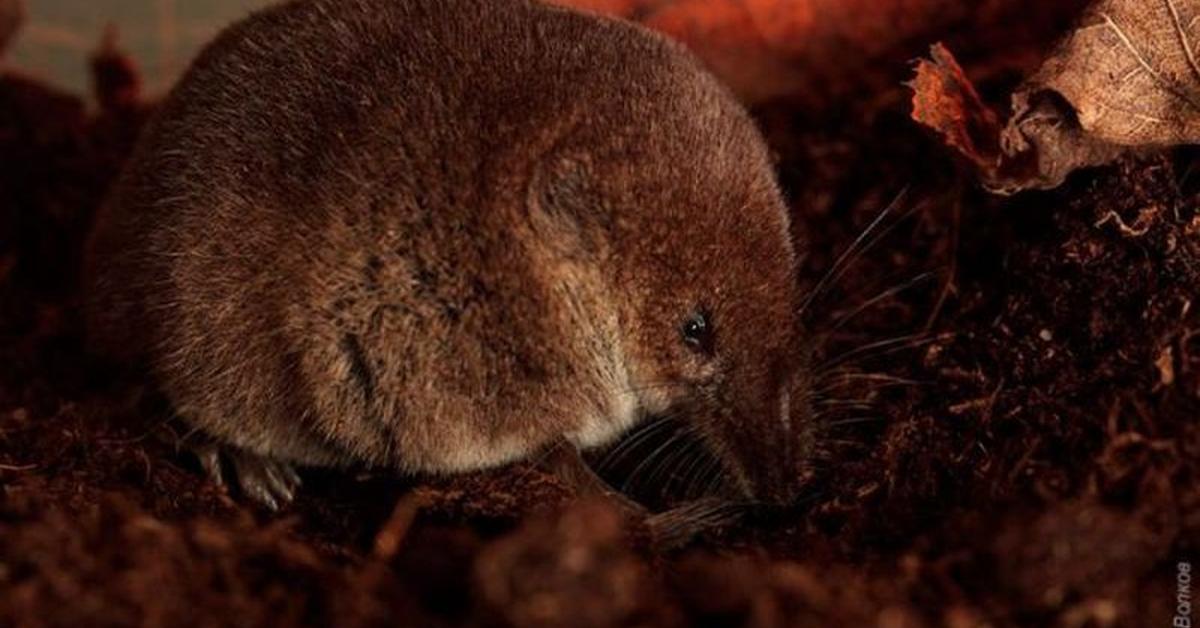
(194, 444), (302, 511)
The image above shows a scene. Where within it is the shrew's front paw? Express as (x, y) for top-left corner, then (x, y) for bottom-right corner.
(194, 444), (302, 511)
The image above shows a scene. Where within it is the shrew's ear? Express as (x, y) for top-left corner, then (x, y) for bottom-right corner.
(526, 154), (608, 259)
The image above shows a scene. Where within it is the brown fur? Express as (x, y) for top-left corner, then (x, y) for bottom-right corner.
(84, 0), (811, 503)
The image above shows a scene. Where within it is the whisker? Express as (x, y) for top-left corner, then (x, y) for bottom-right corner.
(799, 189), (923, 319)
(813, 403), (877, 416)
(823, 416), (885, 429)
(655, 423), (707, 484)
(810, 372), (924, 403)
(827, 372), (925, 386)
(700, 458), (730, 499)
(817, 332), (952, 371)
(672, 447), (714, 502)
(672, 439), (718, 500)
(594, 414), (677, 472)
(173, 422), (207, 450)
(808, 377), (920, 399)
(798, 188), (908, 316)
(815, 437), (868, 449)
(622, 430), (687, 494)
(646, 428), (700, 488)
(821, 270), (938, 334)
(649, 497), (747, 544)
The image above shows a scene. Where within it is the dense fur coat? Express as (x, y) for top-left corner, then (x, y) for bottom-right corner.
(85, 0), (809, 505)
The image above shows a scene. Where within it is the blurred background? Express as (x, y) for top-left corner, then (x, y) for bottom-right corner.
(5, 0), (1070, 106)
(8, 0), (270, 94)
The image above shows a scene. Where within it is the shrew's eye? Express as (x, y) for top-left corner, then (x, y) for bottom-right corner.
(680, 310), (714, 355)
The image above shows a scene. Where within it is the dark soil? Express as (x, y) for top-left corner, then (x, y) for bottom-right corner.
(1, 8), (1196, 628)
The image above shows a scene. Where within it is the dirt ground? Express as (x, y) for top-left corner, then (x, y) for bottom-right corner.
(0, 3), (1196, 627)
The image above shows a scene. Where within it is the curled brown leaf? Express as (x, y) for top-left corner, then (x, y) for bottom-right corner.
(908, 43), (1004, 172)
(996, 0), (1200, 193)
(1022, 0), (1200, 147)
(914, 0), (1200, 194)
(908, 44), (1046, 191)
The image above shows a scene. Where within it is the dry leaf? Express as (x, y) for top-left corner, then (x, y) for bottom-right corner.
(909, 43), (1004, 172)
(999, 0), (1200, 192)
(1023, 0), (1200, 146)
(908, 44), (1047, 190)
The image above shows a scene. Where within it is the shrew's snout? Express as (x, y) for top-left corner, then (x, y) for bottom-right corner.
(719, 370), (814, 507)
